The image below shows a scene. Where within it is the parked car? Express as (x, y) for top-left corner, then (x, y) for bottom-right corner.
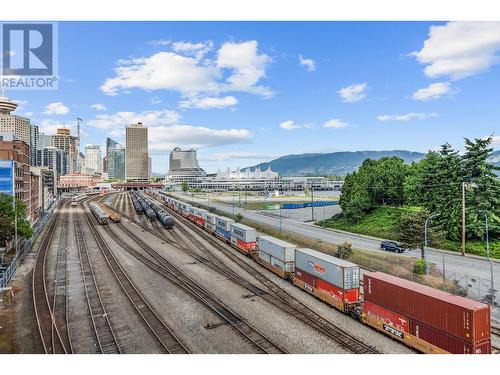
(380, 240), (405, 253)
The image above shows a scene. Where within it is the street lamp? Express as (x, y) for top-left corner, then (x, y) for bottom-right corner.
(480, 210), (495, 304)
(424, 213), (440, 275)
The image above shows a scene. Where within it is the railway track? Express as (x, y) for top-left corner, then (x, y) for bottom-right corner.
(51, 206), (73, 353)
(82, 202), (189, 354)
(160, 205), (379, 354)
(74, 213), (122, 354)
(110, 221), (285, 354)
(105, 193), (377, 354)
(32, 206), (70, 354)
(492, 326), (500, 338)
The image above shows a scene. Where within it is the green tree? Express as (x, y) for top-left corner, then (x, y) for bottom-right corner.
(339, 169), (372, 223)
(181, 181), (189, 193)
(399, 208), (442, 256)
(461, 136), (500, 239)
(235, 213), (244, 223)
(0, 193), (33, 246)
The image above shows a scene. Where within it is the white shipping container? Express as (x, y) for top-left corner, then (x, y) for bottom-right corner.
(230, 223), (256, 242)
(204, 212), (217, 224)
(295, 248), (360, 290)
(216, 216), (234, 231)
(258, 250), (271, 264)
(258, 235), (296, 262)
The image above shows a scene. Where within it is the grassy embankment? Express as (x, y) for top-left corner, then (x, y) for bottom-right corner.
(318, 206), (500, 259)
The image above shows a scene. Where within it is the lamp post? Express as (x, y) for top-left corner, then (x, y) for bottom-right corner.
(310, 184), (315, 221)
(279, 204), (282, 232)
(232, 194), (235, 216)
(424, 213), (440, 275)
(480, 210), (495, 304)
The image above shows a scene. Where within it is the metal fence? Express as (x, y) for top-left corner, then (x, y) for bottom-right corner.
(0, 200), (58, 293)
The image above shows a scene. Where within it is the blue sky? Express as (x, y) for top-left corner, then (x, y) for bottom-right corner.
(7, 21), (500, 173)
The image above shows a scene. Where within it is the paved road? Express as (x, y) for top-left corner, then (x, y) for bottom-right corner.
(174, 192), (499, 322)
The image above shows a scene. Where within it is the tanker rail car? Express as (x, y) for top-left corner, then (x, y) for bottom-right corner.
(145, 189), (492, 354)
(89, 202), (109, 225)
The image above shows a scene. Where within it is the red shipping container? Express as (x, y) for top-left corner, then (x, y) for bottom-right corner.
(316, 278), (360, 303)
(364, 300), (409, 333)
(236, 239), (256, 253)
(410, 319), (491, 354)
(364, 272), (490, 344)
(295, 268), (315, 288)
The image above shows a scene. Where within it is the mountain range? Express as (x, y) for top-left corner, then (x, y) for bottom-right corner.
(247, 150), (500, 176)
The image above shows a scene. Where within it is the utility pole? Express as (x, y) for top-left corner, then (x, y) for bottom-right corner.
(461, 182), (466, 256)
(310, 184), (314, 221)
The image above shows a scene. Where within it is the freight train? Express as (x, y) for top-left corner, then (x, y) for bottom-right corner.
(89, 201), (109, 224)
(146, 189), (492, 354)
(130, 191), (175, 228)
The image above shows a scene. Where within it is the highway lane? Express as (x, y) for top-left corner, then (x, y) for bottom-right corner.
(173, 192), (499, 318)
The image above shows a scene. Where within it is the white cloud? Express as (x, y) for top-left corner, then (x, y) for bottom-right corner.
(201, 152), (279, 162)
(338, 83), (367, 103)
(88, 109), (180, 130)
(100, 52), (220, 96)
(411, 82), (452, 101)
(148, 125), (252, 151)
(147, 39), (171, 47)
(299, 55), (316, 72)
(38, 119), (74, 135)
(279, 120), (312, 130)
(377, 112), (438, 122)
(216, 40), (273, 98)
(23, 112), (34, 117)
(179, 96), (238, 109)
(150, 97), (163, 104)
(91, 103), (107, 111)
(43, 102), (70, 115)
(101, 40), (273, 99)
(412, 22), (500, 80)
(323, 119), (348, 129)
(172, 40), (213, 60)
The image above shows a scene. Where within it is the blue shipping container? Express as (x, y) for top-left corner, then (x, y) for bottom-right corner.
(215, 226), (231, 240)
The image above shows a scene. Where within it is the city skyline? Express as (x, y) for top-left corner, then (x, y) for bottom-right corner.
(5, 21), (500, 173)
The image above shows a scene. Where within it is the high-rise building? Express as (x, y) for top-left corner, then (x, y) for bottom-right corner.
(108, 144), (125, 181)
(166, 147), (206, 182)
(84, 144), (102, 173)
(51, 128), (78, 173)
(0, 133), (32, 221)
(125, 122), (148, 183)
(104, 137), (120, 174)
(42, 146), (68, 178)
(30, 124), (39, 166)
(0, 96), (31, 146)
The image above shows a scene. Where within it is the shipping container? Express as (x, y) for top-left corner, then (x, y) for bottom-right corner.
(258, 235), (296, 262)
(230, 223), (257, 243)
(363, 300), (409, 333)
(204, 212), (217, 225)
(295, 248), (360, 290)
(315, 278), (360, 303)
(410, 319), (491, 354)
(258, 250), (271, 264)
(294, 268), (316, 289)
(216, 216), (234, 231)
(215, 226), (231, 241)
(363, 272), (491, 344)
(231, 237), (256, 254)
